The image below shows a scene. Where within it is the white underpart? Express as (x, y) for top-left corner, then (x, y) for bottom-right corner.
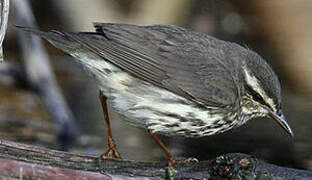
(71, 52), (232, 137)
(243, 67), (276, 112)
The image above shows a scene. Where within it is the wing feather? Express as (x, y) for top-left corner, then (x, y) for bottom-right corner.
(27, 23), (239, 107)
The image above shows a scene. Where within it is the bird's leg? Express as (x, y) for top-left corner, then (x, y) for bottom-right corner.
(148, 130), (176, 166)
(99, 90), (121, 159)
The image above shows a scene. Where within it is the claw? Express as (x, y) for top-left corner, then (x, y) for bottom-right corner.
(101, 147), (121, 159)
(101, 136), (121, 159)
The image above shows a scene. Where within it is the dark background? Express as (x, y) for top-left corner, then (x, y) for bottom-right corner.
(1, 0), (311, 170)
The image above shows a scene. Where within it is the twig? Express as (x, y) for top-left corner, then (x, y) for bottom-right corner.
(12, 0), (79, 150)
(0, 0), (9, 62)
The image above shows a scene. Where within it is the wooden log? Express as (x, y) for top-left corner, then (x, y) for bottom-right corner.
(0, 159), (110, 180)
(0, 139), (310, 179)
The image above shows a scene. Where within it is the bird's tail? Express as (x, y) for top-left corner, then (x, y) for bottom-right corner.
(16, 25), (81, 54)
(16, 25), (50, 38)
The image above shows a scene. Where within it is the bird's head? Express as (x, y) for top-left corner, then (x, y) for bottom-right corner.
(239, 52), (293, 137)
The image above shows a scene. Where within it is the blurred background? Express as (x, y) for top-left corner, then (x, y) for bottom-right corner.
(1, 0), (311, 170)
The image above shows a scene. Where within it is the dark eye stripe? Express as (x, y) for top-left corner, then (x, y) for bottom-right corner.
(246, 85), (272, 109)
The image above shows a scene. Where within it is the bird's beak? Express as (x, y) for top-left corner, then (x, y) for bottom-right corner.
(268, 110), (294, 137)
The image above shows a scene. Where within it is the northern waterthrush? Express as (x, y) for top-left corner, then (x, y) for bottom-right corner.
(19, 23), (293, 166)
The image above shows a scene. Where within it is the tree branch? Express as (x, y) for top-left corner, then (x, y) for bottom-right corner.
(0, 139), (311, 179)
(0, 159), (110, 180)
(0, 0), (9, 62)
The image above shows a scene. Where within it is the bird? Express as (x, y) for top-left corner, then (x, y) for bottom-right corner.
(18, 23), (293, 166)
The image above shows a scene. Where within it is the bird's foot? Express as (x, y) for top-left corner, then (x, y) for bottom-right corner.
(100, 136), (122, 159)
(100, 147), (121, 159)
(168, 157), (198, 167)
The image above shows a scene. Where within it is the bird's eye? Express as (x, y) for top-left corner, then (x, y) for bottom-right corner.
(246, 85), (266, 105)
(252, 92), (264, 103)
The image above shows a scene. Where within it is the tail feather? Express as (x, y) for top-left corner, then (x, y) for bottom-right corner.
(16, 25), (50, 37)
(16, 26), (81, 53)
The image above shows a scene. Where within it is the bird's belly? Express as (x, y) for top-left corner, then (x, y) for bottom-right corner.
(75, 56), (238, 137)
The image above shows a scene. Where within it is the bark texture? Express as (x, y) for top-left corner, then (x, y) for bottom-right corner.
(0, 140), (310, 179)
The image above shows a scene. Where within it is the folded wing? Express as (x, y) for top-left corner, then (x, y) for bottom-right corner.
(19, 24), (239, 107)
